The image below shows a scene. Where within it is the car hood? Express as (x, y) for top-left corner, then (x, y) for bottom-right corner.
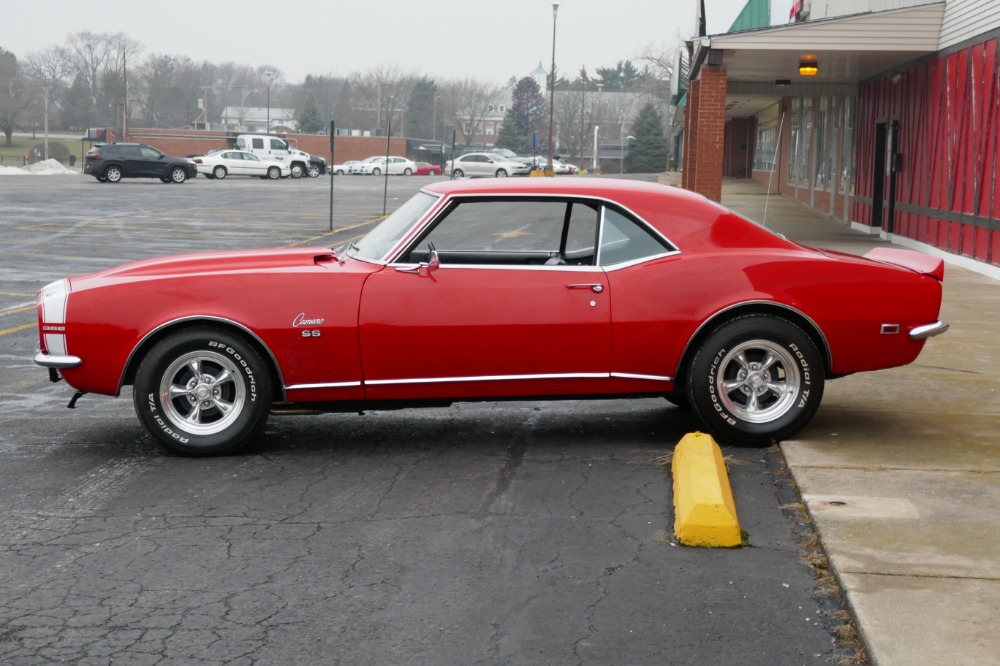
(71, 247), (338, 284)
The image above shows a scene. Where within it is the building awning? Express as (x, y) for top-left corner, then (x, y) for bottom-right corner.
(690, 2), (945, 117)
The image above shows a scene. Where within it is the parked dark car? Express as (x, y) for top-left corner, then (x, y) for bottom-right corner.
(84, 143), (197, 183)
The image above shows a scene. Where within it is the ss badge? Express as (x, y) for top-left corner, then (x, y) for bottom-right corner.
(301, 330), (321, 338)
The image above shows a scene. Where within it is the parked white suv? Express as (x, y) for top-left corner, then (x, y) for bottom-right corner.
(445, 152), (531, 178)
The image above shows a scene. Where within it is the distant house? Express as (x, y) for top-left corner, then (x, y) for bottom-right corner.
(218, 106), (298, 133)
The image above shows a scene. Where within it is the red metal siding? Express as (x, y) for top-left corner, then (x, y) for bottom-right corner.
(855, 38), (1000, 266)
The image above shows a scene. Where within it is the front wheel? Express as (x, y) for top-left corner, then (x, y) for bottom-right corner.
(685, 315), (824, 446)
(169, 167), (188, 183)
(133, 327), (273, 456)
(371, 167), (381, 176)
(495, 168), (508, 178)
(307, 163), (321, 178)
(213, 165), (227, 180)
(267, 166), (281, 179)
(403, 167), (412, 175)
(290, 164), (304, 179)
(452, 168), (464, 178)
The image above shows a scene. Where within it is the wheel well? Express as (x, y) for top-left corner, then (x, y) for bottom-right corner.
(120, 319), (285, 400)
(673, 303), (832, 389)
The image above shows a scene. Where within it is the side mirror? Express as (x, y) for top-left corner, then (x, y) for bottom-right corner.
(427, 246), (440, 272)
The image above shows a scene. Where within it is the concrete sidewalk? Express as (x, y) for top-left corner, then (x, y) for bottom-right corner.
(711, 178), (1000, 665)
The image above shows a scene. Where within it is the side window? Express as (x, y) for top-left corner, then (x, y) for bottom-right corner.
(252, 138), (264, 149)
(599, 208), (674, 266)
(404, 199), (597, 267)
(270, 139), (286, 150)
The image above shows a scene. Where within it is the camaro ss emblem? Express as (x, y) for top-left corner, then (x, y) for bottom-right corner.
(293, 313), (324, 338)
(292, 313), (325, 327)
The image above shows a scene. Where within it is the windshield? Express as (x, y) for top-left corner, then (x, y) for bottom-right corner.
(347, 191), (440, 262)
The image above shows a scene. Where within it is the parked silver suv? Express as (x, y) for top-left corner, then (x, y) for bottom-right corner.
(444, 152), (530, 178)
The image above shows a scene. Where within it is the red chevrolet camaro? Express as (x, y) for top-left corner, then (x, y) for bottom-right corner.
(34, 178), (948, 455)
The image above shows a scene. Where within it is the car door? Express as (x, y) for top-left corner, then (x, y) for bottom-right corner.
(218, 151), (242, 176)
(138, 145), (169, 178)
(240, 152), (267, 176)
(359, 197), (611, 401)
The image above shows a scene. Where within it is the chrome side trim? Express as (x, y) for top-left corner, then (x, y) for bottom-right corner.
(366, 372), (608, 386)
(610, 372), (673, 382)
(909, 320), (949, 339)
(285, 381), (362, 390)
(33, 350), (82, 369)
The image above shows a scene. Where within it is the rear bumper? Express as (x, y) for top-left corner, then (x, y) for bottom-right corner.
(909, 321), (949, 340)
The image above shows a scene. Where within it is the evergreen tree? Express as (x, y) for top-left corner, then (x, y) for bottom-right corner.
(406, 78), (438, 138)
(623, 102), (669, 173)
(495, 76), (546, 155)
(298, 95), (324, 133)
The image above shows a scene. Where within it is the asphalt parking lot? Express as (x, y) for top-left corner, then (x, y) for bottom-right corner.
(0, 173), (856, 664)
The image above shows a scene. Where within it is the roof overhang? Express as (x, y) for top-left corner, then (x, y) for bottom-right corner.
(689, 2), (945, 118)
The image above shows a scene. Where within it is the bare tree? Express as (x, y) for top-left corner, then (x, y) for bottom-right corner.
(349, 64), (415, 134)
(448, 77), (503, 148)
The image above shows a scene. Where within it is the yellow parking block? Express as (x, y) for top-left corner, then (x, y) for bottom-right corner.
(672, 432), (742, 547)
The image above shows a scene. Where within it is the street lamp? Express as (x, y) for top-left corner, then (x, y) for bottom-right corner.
(546, 3), (559, 176)
(264, 71), (273, 133)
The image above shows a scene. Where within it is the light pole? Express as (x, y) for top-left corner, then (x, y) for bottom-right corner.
(546, 3), (559, 176)
(264, 71), (273, 133)
(42, 86), (49, 161)
(433, 93), (440, 141)
(593, 83), (603, 172)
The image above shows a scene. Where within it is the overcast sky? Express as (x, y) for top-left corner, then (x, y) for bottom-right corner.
(5, 0), (761, 85)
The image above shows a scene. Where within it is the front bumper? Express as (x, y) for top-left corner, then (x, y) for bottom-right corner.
(34, 349), (82, 369)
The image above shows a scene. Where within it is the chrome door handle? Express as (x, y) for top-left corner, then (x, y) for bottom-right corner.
(566, 283), (604, 293)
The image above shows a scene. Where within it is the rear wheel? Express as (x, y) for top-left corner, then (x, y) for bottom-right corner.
(169, 166), (188, 183)
(104, 165), (123, 183)
(212, 165), (227, 180)
(686, 314), (824, 446)
(133, 327), (273, 456)
(267, 166), (281, 179)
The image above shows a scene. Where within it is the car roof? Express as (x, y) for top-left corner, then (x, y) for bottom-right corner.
(419, 177), (787, 253)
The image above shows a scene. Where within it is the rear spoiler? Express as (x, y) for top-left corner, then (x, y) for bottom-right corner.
(864, 248), (944, 281)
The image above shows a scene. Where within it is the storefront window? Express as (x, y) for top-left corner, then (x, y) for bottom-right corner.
(788, 98), (800, 186)
(753, 104), (781, 172)
(813, 97), (833, 191)
(798, 97), (813, 187)
(840, 98), (855, 195)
